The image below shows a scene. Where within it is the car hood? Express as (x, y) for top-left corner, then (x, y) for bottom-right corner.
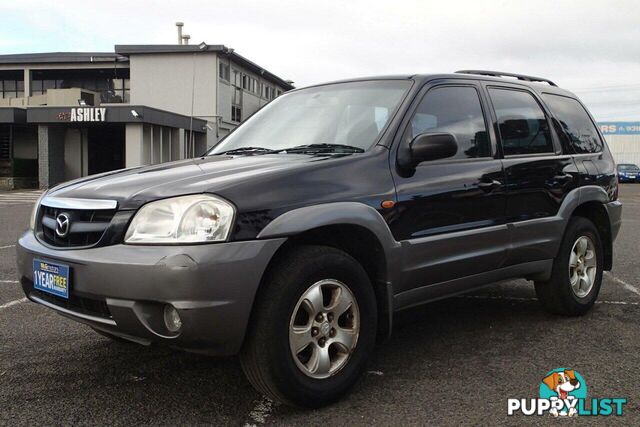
(47, 154), (326, 210)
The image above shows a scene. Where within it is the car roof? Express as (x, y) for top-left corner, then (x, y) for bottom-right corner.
(415, 73), (575, 96)
(296, 72), (577, 98)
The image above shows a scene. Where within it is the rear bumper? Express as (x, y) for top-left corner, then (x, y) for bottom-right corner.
(17, 231), (286, 355)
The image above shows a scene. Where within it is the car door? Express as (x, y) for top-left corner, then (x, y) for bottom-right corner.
(389, 81), (509, 297)
(483, 84), (579, 266)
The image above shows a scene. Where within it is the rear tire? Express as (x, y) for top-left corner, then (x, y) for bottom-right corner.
(535, 217), (603, 316)
(240, 245), (377, 408)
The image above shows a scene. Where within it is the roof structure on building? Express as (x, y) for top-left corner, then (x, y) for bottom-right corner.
(0, 52), (127, 64)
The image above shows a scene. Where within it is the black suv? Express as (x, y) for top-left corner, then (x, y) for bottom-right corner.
(17, 70), (622, 407)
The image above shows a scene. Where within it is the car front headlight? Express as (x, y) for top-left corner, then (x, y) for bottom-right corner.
(29, 191), (48, 231)
(124, 194), (235, 244)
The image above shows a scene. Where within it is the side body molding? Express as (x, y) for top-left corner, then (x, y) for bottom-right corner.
(392, 185), (618, 312)
(254, 187), (617, 323)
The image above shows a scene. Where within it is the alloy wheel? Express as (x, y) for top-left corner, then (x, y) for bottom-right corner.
(568, 235), (597, 298)
(288, 279), (360, 379)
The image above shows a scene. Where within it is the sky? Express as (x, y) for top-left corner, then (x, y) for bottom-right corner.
(2, 0), (640, 120)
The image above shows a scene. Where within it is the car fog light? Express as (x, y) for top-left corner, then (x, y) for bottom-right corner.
(163, 305), (182, 333)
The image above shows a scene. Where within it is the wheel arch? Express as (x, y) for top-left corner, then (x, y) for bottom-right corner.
(559, 186), (614, 271)
(570, 201), (613, 270)
(255, 202), (401, 340)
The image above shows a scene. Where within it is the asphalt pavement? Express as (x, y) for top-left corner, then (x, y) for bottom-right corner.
(1, 186), (639, 425)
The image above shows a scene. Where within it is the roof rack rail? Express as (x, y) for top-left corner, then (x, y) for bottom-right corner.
(455, 70), (557, 87)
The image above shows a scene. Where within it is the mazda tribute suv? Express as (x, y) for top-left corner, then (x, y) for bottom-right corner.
(17, 70), (622, 407)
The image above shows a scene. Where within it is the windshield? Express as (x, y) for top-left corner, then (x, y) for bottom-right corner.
(618, 164), (640, 171)
(209, 80), (411, 155)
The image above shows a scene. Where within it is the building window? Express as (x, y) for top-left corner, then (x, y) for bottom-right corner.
(31, 69), (130, 103)
(109, 78), (130, 103)
(232, 69), (242, 87)
(263, 85), (274, 100)
(232, 106), (242, 122)
(219, 62), (230, 81)
(232, 75), (242, 122)
(0, 79), (24, 99)
(31, 77), (129, 102)
(241, 75), (262, 95)
(0, 71), (25, 99)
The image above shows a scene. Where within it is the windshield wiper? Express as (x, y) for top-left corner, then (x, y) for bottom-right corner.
(216, 146), (278, 155)
(216, 143), (365, 156)
(280, 143), (365, 154)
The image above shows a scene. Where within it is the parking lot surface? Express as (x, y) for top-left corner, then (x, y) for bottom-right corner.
(1, 186), (639, 425)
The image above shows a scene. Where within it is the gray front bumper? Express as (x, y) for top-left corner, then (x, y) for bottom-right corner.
(17, 232), (286, 355)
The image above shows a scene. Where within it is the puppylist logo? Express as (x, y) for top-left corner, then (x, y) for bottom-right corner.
(507, 368), (626, 417)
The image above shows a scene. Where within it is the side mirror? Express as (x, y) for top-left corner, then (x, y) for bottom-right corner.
(410, 132), (458, 165)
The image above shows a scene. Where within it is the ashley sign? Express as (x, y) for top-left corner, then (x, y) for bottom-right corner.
(70, 107), (107, 122)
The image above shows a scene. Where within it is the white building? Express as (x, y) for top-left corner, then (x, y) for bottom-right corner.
(0, 44), (294, 189)
(598, 122), (640, 166)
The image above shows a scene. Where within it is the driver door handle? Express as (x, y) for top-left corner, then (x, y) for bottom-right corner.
(477, 179), (502, 191)
(553, 174), (574, 182)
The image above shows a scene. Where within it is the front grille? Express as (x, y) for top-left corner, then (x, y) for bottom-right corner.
(30, 288), (112, 319)
(40, 206), (116, 248)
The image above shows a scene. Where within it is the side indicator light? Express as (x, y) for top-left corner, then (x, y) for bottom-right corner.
(381, 200), (395, 209)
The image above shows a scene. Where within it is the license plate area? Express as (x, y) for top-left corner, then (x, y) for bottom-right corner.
(33, 259), (70, 299)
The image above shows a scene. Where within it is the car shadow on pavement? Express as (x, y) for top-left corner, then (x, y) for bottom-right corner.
(3, 320), (261, 425)
(271, 293), (633, 424)
(77, 338), (260, 423)
(9, 287), (633, 425)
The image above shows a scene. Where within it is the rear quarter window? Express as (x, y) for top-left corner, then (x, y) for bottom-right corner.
(541, 93), (603, 154)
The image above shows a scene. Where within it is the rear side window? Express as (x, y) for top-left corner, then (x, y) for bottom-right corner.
(408, 86), (490, 159)
(541, 93), (603, 154)
(488, 88), (554, 156)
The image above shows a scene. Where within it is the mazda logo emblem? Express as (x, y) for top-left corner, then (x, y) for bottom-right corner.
(55, 213), (70, 238)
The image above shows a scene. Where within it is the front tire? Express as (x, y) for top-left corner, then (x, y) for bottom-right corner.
(240, 245), (377, 408)
(535, 217), (604, 316)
